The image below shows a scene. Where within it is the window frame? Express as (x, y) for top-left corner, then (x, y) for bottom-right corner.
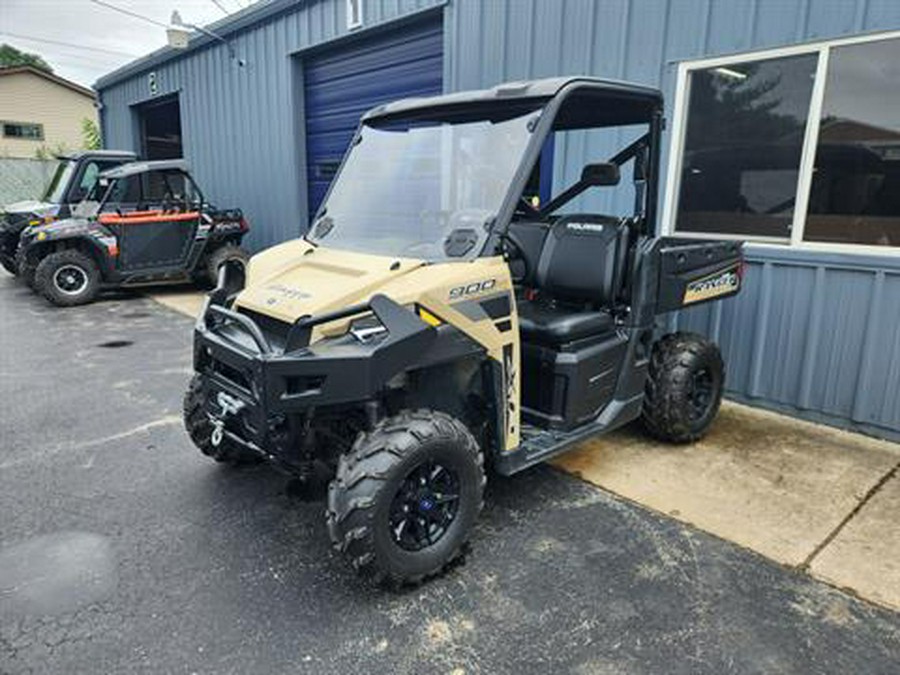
(2, 120), (44, 141)
(346, 0), (363, 31)
(662, 29), (900, 257)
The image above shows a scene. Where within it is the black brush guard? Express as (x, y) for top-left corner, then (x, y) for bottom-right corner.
(194, 262), (436, 455)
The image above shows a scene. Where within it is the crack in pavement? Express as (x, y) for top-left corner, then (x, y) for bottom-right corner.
(801, 459), (900, 570)
(0, 416), (183, 470)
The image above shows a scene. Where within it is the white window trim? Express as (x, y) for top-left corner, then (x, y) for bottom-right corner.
(346, 0), (363, 30)
(661, 29), (900, 257)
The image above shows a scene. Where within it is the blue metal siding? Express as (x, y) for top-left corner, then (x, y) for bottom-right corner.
(304, 16), (443, 218)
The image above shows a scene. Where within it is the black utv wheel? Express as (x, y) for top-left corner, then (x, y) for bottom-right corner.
(16, 249), (37, 288)
(34, 249), (100, 307)
(327, 410), (485, 588)
(641, 332), (725, 443)
(182, 375), (261, 466)
(1, 256), (16, 276)
(204, 244), (249, 287)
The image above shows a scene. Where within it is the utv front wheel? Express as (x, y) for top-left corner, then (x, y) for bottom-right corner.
(35, 249), (100, 306)
(641, 332), (725, 443)
(327, 410), (484, 587)
(182, 375), (260, 466)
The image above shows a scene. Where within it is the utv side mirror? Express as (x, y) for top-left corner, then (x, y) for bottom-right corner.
(581, 162), (620, 187)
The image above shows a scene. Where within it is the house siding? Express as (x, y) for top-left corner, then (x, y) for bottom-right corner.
(0, 72), (97, 158)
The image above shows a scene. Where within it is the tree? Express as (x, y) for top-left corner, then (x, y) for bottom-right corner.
(0, 44), (53, 73)
(81, 118), (101, 150)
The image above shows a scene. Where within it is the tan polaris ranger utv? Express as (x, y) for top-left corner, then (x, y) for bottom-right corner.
(184, 77), (743, 587)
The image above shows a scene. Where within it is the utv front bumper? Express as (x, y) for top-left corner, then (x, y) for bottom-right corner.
(193, 269), (436, 460)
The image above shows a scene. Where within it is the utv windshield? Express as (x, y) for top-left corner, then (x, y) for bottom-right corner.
(308, 105), (542, 260)
(42, 159), (77, 203)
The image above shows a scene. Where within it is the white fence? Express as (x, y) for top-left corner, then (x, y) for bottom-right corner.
(0, 158), (59, 205)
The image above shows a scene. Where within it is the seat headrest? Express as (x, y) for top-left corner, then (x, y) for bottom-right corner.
(535, 215), (624, 303)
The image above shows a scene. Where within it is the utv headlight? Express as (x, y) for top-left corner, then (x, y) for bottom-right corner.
(415, 305), (443, 327)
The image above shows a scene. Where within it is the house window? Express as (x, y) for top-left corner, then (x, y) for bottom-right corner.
(346, 0), (363, 30)
(2, 121), (44, 140)
(666, 32), (900, 252)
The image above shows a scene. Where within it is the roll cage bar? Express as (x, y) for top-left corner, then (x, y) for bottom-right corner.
(484, 80), (663, 254)
(90, 168), (206, 213)
(535, 133), (652, 218)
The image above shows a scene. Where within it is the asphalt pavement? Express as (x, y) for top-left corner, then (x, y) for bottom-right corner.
(1, 276), (899, 675)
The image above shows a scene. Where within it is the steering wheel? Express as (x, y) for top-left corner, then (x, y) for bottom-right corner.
(502, 229), (530, 284)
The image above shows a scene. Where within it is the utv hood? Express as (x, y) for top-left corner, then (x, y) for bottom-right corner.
(1, 201), (59, 232)
(235, 241), (427, 324)
(2, 199), (57, 216)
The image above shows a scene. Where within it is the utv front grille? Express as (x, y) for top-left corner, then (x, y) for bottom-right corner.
(209, 358), (252, 393)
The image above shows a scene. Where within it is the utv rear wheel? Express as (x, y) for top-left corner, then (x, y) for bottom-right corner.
(35, 249), (100, 307)
(641, 332), (725, 443)
(204, 244), (249, 287)
(327, 410), (484, 588)
(1, 256), (16, 276)
(182, 375), (260, 466)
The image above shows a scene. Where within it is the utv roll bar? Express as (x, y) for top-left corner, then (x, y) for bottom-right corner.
(483, 79), (664, 253)
(537, 133), (651, 217)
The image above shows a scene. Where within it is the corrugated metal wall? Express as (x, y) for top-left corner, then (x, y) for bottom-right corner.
(97, 0), (443, 251)
(444, 0), (900, 441)
(97, 0), (900, 440)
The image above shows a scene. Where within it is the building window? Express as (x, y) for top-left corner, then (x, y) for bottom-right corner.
(2, 121), (44, 141)
(666, 32), (900, 252)
(346, 0), (363, 30)
(805, 39), (900, 247)
(675, 54), (818, 240)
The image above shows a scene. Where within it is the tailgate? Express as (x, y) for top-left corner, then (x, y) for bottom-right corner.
(655, 237), (744, 314)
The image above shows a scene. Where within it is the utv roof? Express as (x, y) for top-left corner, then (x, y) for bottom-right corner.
(362, 76), (663, 126)
(56, 149), (137, 161)
(100, 159), (189, 179)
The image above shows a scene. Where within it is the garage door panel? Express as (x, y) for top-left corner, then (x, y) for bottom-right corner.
(303, 16), (443, 221)
(304, 24), (442, 85)
(304, 60), (443, 123)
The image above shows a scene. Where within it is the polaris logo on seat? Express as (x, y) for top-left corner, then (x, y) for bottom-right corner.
(683, 266), (740, 305)
(566, 222), (605, 233)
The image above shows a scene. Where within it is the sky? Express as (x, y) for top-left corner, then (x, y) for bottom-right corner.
(0, 0), (259, 88)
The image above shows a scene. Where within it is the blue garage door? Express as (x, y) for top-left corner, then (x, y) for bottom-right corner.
(304, 17), (443, 222)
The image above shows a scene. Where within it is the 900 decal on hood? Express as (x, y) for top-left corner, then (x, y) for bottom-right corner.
(683, 265), (741, 305)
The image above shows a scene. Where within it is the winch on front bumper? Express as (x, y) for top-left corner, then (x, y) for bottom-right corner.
(193, 263), (436, 462)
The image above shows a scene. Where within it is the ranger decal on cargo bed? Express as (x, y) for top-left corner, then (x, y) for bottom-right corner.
(683, 266), (740, 305)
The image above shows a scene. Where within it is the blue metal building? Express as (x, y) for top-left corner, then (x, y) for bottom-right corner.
(95, 0), (900, 442)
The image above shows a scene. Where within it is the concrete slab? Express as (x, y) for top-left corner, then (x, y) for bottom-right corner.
(147, 287), (205, 318)
(554, 402), (900, 569)
(811, 473), (900, 611)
